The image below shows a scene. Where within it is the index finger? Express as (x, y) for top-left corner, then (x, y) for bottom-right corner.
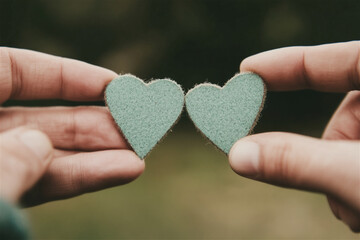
(0, 47), (117, 103)
(240, 41), (360, 92)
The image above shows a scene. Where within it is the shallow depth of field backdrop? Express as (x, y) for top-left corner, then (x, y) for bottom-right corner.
(1, 0), (360, 239)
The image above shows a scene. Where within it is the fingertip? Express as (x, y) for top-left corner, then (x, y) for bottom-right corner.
(123, 150), (146, 180)
(239, 56), (255, 73)
(106, 150), (145, 183)
(59, 57), (119, 101)
(240, 50), (271, 73)
(89, 63), (117, 80)
(0, 126), (54, 203)
(4, 126), (54, 164)
(94, 66), (118, 86)
(229, 139), (260, 178)
(19, 128), (54, 161)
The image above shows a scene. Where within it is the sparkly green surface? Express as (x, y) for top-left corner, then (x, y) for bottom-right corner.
(186, 73), (266, 154)
(105, 74), (184, 158)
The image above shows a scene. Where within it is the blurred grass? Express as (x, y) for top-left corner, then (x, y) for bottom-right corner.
(25, 125), (357, 239)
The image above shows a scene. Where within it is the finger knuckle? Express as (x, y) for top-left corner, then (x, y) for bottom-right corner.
(355, 42), (360, 89)
(348, 92), (360, 120)
(259, 140), (294, 182)
(0, 47), (12, 102)
(68, 158), (85, 193)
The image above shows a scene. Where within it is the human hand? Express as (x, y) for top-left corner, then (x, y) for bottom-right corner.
(228, 41), (360, 232)
(0, 48), (145, 207)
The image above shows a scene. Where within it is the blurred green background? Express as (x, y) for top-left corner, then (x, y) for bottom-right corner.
(1, 0), (360, 239)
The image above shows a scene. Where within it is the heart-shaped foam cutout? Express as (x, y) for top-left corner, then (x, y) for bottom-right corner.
(185, 73), (266, 154)
(105, 74), (184, 159)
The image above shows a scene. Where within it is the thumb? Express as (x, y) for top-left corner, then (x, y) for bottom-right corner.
(228, 132), (360, 212)
(0, 127), (53, 203)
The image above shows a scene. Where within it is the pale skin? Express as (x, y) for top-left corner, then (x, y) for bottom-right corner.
(0, 47), (145, 206)
(229, 41), (360, 232)
(0, 42), (359, 232)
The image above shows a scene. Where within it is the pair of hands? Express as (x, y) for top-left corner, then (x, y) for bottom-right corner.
(0, 42), (359, 232)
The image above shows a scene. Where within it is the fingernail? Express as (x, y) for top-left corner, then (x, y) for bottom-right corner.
(19, 130), (53, 160)
(229, 140), (260, 177)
